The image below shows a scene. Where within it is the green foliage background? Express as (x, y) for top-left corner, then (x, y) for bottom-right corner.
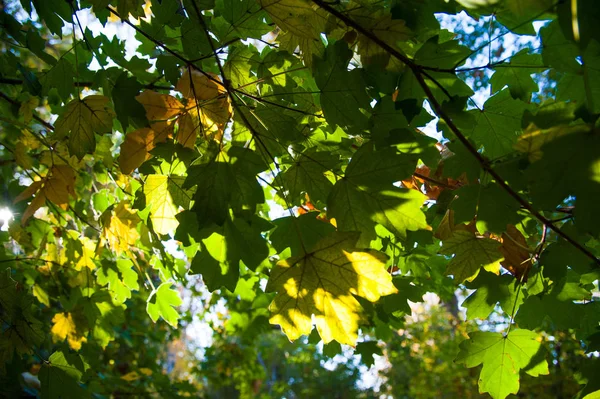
(0, 0), (599, 397)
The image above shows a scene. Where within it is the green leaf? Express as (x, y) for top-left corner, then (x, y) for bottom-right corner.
(281, 148), (338, 204)
(187, 147), (265, 227)
(490, 49), (545, 101)
(314, 41), (371, 133)
(96, 259), (140, 304)
(39, 351), (89, 399)
(54, 95), (115, 159)
(147, 282), (183, 327)
(455, 329), (549, 399)
(111, 71), (148, 131)
(190, 215), (269, 290)
(270, 213), (336, 257)
(215, 0), (271, 39)
(456, 89), (528, 160)
(524, 126), (600, 234)
(41, 58), (74, 100)
(462, 271), (523, 320)
(355, 341), (382, 368)
(439, 230), (503, 282)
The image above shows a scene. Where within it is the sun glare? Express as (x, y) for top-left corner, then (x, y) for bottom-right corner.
(0, 207), (13, 231)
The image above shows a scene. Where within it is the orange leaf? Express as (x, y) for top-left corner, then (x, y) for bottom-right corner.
(136, 91), (184, 121)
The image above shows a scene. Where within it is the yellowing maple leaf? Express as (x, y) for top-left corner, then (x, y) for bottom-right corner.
(102, 202), (141, 255)
(43, 165), (76, 205)
(144, 174), (179, 235)
(266, 231), (397, 345)
(515, 123), (590, 162)
(440, 230), (504, 282)
(66, 231), (97, 271)
(119, 122), (173, 174)
(175, 70), (231, 146)
(136, 71), (230, 149)
(19, 95), (39, 124)
(13, 165), (76, 225)
(54, 95), (115, 158)
(136, 91), (184, 121)
(51, 312), (88, 351)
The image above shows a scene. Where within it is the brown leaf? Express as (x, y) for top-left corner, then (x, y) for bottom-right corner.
(499, 225), (532, 281)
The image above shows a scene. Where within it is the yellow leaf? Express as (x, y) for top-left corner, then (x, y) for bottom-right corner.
(54, 95), (115, 158)
(144, 174), (179, 235)
(14, 142), (33, 169)
(102, 202), (141, 255)
(14, 180), (43, 204)
(121, 371), (141, 381)
(434, 210), (477, 241)
(20, 129), (41, 149)
(175, 71), (231, 144)
(51, 312), (87, 351)
(139, 367), (153, 376)
(67, 232), (97, 271)
(19, 95), (39, 124)
(260, 0), (326, 40)
(176, 110), (201, 148)
(33, 284), (50, 307)
(136, 90), (183, 121)
(119, 127), (155, 175)
(266, 231), (397, 345)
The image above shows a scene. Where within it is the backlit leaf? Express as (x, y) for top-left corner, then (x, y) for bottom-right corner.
(440, 230), (503, 282)
(455, 329), (549, 399)
(54, 95), (115, 159)
(144, 174), (180, 235)
(266, 231), (397, 345)
(147, 282), (183, 327)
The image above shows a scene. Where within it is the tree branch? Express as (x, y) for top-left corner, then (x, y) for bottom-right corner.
(311, 0), (600, 267)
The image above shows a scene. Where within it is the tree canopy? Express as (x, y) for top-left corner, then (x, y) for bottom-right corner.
(0, 0), (599, 397)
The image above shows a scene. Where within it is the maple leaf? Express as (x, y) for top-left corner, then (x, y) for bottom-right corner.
(102, 202), (141, 255)
(66, 231), (97, 271)
(440, 230), (504, 282)
(266, 231), (397, 345)
(175, 70), (231, 145)
(14, 165), (76, 225)
(135, 90), (184, 121)
(39, 351), (88, 398)
(119, 122), (173, 174)
(54, 95), (115, 159)
(455, 329), (549, 399)
(144, 174), (180, 235)
(146, 282), (182, 327)
(51, 312), (88, 351)
(96, 259), (139, 304)
(499, 225), (532, 281)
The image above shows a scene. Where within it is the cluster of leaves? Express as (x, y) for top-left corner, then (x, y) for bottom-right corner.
(0, 0), (599, 397)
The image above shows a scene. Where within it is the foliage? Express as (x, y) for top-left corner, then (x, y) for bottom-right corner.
(0, 0), (599, 398)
